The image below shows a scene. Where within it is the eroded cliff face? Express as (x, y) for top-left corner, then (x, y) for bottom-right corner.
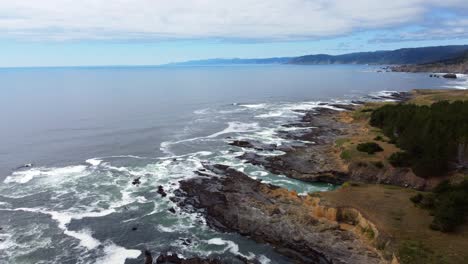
(172, 164), (389, 264)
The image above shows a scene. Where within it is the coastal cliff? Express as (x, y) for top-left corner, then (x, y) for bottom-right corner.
(168, 89), (468, 264)
(391, 51), (468, 74)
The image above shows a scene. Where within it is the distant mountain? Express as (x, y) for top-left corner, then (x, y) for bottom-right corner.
(391, 51), (468, 74)
(288, 45), (468, 65)
(167, 57), (292, 66)
(167, 45), (468, 66)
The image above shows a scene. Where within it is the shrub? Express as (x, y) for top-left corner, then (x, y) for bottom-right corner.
(372, 161), (384, 168)
(340, 150), (352, 161)
(411, 180), (468, 232)
(398, 240), (441, 264)
(356, 142), (383, 154)
(410, 193), (423, 204)
(388, 152), (412, 167)
(373, 135), (384, 141)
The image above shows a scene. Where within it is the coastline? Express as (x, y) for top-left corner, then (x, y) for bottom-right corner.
(169, 89), (468, 264)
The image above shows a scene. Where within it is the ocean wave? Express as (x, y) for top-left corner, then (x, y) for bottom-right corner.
(96, 243), (141, 264)
(4, 165), (88, 184)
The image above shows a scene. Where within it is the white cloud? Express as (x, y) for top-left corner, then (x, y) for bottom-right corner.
(0, 0), (466, 41)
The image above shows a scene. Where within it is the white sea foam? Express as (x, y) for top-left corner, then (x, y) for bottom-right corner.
(4, 165), (88, 184)
(207, 122), (260, 138)
(0, 233), (13, 250)
(250, 171), (269, 177)
(96, 243), (141, 264)
(160, 122), (260, 155)
(194, 108), (210, 115)
(239, 103), (267, 109)
(258, 255), (272, 264)
(207, 238), (254, 260)
(254, 111), (285, 118)
(86, 158), (103, 166)
(157, 225), (176, 233)
(12, 208), (115, 250)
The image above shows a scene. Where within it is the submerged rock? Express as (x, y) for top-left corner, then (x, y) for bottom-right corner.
(157, 185), (167, 197)
(132, 177), (141, 185)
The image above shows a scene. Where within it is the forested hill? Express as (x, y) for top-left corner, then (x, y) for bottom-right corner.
(391, 51), (468, 74)
(168, 45), (468, 66)
(288, 45), (468, 65)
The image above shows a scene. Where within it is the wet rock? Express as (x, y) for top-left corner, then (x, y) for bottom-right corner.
(157, 186), (167, 197)
(168, 207), (176, 214)
(180, 238), (192, 246)
(131, 226), (138, 231)
(132, 177), (141, 185)
(443, 73), (457, 79)
(228, 140), (255, 148)
(145, 250), (153, 264)
(329, 104), (357, 111)
(229, 140), (277, 151)
(156, 253), (222, 264)
(238, 107), (349, 185)
(175, 164), (384, 264)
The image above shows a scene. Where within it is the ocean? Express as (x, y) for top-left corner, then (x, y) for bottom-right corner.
(0, 65), (465, 264)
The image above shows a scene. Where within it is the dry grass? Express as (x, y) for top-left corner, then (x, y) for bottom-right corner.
(321, 184), (468, 264)
(335, 109), (400, 167)
(409, 89), (468, 105)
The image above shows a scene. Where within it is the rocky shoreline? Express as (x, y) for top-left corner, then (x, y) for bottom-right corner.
(172, 164), (385, 264)
(165, 92), (416, 263)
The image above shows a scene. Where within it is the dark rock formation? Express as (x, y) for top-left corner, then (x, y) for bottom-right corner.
(157, 186), (167, 197)
(239, 107), (351, 184)
(132, 177), (141, 185)
(145, 250), (154, 264)
(173, 164), (385, 264)
(228, 140), (277, 151)
(228, 140), (255, 148)
(443, 73), (457, 79)
(156, 253), (223, 264)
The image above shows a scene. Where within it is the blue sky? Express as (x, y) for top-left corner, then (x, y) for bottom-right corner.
(0, 0), (467, 67)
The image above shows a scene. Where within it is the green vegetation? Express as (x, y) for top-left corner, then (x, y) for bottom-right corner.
(388, 151), (411, 167)
(373, 135), (384, 141)
(398, 240), (448, 264)
(371, 161), (384, 168)
(356, 142), (383, 154)
(335, 138), (350, 147)
(370, 101), (468, 177)
(340, 150), (352, 161)
(410, 180), (468, 232)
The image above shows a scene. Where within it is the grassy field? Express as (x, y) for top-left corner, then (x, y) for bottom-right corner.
(335, 106), (401, 170)
(409, 89), (468, 105)
(327, 89), (468, 264)
(335, 88), (468, 177)
(320, 184), (468, 264)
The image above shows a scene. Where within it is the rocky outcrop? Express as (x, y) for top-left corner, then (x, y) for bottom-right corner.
(173, 164), (387, 264)
(156, 253), (223, 264)
(238, 107), (352, 185)
(228, 140), (276, 151)
(443, 73), (457, 79)
(346, 162), (428, 190)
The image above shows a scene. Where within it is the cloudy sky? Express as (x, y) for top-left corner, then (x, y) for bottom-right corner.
(1, 0), (467, 67)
